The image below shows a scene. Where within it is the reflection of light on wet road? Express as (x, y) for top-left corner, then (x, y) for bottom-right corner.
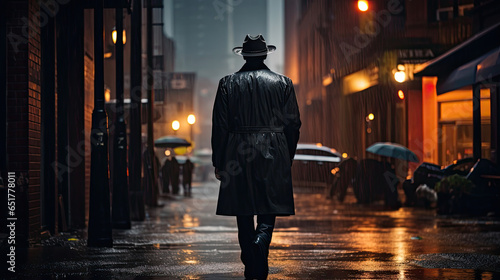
(390, 227), (408, 263)
(183, 213), (200, 228)
(180, 249), (200, 265)
(392, 227), (408, 279)
(15, 182), (500, 279)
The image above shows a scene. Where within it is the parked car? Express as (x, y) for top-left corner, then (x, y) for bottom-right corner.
(292, 143), (342, 193)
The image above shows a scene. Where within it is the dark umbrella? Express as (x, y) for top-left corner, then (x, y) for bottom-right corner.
(154, 136), (191, 148)
(366, 142), (419, 162)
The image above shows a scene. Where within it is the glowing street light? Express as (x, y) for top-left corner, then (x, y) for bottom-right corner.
(112, 27), (127, 45)
(187, 114), (196, 125)
(172, 120), (180, 134)
(394, 71), (406, 83)
(394, 64), (406, 83)
(358, 0), (369, 12)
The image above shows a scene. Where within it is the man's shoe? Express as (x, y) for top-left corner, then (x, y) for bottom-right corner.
(252, 223), (274, 279)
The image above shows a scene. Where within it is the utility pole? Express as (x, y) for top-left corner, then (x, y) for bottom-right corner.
(88, 0), (112, 248)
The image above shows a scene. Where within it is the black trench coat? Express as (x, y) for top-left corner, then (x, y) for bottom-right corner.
(211, 62), (301, 216)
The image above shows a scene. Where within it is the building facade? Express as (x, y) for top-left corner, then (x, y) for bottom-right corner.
(285, 0), (499, 177)
(2, 0), (96, 244)
(414, 0), (500, 164)
(1, 0), (154, 245)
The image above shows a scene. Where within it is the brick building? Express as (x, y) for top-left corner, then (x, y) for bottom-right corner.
(0, 0), (157, 245)
(1, 0), (95, 245)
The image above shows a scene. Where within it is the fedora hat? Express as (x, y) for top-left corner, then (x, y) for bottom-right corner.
(232, 34), (276, 57)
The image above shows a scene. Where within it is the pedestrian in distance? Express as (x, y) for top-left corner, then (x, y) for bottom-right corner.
(182, 158), (194, 196)
(170, 156), (180, 195)
(142, 146), (160, 206)
(212, 34), (301, 280)
(162, 156), (172, 194)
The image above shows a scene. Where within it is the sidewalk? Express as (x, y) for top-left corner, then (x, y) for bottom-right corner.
(6, 181), (244, 279)
(3, 180), (500, 279)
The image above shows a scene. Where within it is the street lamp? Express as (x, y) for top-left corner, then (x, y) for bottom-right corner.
(358, 0), (369, 12)
(172, 120), (180, 134)
(104, 88), (111, 102)
(187, 114), (195, 143)
(129, 0), (145, 221)
(88, 0), (112, 248)
(112, 27), (127, 45)
(394, 64), (406, 83)
(111, 7), (130, 230)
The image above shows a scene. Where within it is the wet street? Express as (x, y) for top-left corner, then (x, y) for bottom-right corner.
(6, 181), (500, 279)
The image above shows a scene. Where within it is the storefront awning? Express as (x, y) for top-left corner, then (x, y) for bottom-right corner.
(477, 47), (500, 83)
(414, 22), (500, 94)
(436, 47), (500, 94)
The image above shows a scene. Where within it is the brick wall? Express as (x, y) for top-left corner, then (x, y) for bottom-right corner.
(6, 0), (42, 244)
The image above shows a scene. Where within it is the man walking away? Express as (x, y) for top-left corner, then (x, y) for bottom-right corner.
(212, 34), (301, 280)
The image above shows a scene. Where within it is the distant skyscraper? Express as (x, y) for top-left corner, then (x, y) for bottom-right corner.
(164, 0), (284, 149)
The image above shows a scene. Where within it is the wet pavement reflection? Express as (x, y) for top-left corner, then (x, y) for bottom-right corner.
(6, 181), (500, 279)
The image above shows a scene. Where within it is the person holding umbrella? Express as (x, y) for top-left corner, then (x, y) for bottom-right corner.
(212, 34), (301, 279)
(154, 136), (192, 196)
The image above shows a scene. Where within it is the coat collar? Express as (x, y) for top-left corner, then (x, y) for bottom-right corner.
(237, 61), (270, 73)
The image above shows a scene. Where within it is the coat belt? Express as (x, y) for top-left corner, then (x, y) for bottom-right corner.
(230, 126), (284, 133)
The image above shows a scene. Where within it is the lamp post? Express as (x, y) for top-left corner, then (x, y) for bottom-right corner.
(88, 0), (112, 247)
(146, 0), (159, 207)
(111, 7), (131, 230)
(172, 120), (180, 135)
(129, 0), (145, 221)
(187, 114), (195, 143)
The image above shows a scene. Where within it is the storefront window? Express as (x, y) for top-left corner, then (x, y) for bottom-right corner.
(438, 88), (491, 166)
